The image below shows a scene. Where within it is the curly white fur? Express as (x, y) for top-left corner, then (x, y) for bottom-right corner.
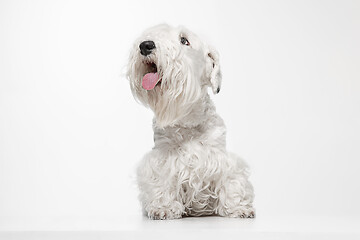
(127, 24), (255, 220)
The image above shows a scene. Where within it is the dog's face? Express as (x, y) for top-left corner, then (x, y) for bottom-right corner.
(127, 24), (221, 127)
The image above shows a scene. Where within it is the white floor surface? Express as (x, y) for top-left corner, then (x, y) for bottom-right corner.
(1, 214), (359, 240)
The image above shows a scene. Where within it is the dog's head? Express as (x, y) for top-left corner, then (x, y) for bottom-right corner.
(127, 24), (221, 127)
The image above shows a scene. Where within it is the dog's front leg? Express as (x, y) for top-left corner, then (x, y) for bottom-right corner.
(137, 151), (184, 220)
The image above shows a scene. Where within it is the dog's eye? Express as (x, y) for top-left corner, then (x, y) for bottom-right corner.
(180, 37), (190, 46)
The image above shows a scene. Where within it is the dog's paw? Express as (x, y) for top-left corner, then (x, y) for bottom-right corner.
(218, 206), (256, 218)
(229, 209), (255, 218)
(147, 207), (183, 220)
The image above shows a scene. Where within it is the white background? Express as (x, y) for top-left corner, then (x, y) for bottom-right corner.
(1, 0), (360, 234)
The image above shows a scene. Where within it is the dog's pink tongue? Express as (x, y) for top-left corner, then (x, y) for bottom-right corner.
(142, 73), (159, 90)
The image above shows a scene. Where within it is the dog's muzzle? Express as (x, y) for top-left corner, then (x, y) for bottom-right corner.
(139, 41), (156, 56)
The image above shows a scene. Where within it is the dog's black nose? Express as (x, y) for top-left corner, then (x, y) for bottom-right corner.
(139, 41), (156, 56)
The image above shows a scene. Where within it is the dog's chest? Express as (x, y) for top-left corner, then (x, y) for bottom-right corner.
(155, 125), (226, 172)
(153, 124), (227, 215)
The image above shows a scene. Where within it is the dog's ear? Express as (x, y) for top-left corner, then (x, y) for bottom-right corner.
(206, 46), (222, 94)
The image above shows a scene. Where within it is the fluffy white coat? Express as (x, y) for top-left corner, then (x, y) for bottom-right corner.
(127, 24), (255, 219)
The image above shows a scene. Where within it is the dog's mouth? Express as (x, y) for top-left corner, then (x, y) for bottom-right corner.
(142, 61), (161, 90)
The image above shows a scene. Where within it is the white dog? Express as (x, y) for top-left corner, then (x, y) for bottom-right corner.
(127, 24), (255, 220)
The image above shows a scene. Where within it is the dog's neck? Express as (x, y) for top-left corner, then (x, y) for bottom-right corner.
(152, 93), (226, 149)
(154, 93), (216, 129)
